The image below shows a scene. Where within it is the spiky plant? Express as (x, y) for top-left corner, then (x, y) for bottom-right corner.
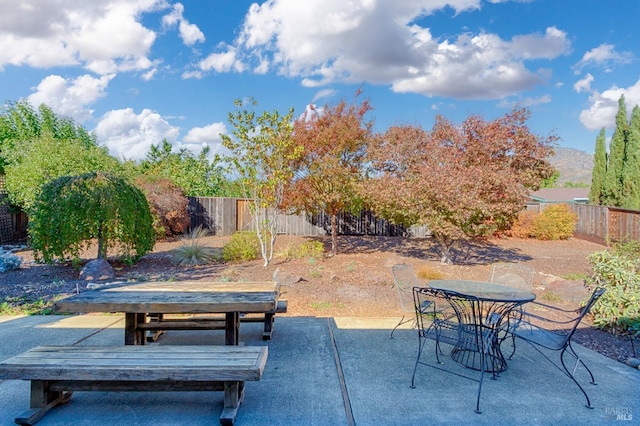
(170, 226), (220, 266)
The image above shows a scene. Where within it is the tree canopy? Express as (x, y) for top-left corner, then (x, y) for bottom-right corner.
(589, 128), (607, 205)
(139, 139), (228, 197)
(4, 133), (121, 211)
(287, 93), (374, 256)
(29, 172), (155, 263)
(591, 96), (640, 210)
(221, 98), (300, 266)
(0, 101), (96, 174)
(363, 108), (556, 263)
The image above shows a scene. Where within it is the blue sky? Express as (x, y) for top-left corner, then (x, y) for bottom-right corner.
(1, 0), (638, 161)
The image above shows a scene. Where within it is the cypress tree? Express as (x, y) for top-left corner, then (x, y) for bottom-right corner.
(621, 106), (640, 209)
(589, 128), (607, 205)
(603, 95), (628, 206)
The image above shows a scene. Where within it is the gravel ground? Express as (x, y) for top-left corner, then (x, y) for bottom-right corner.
(1, 235), (638, 366)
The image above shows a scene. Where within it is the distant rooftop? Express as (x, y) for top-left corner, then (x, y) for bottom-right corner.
(529, 188), (590, 203)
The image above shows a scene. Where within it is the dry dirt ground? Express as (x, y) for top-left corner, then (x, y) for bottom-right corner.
(2, 234), (638, 365)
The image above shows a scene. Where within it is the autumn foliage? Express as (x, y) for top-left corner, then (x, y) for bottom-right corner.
(286, 93), (373, 255)
(135, 175), (191, 238)
(363, 108), (556, 263)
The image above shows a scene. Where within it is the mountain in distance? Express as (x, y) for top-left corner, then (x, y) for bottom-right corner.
(548, 147), (593, 187)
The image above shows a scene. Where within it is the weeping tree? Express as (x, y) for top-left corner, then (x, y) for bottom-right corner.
(29, 172), (155, 264)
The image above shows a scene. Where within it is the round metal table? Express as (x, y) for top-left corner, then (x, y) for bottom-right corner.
(428, 280), (536, 372)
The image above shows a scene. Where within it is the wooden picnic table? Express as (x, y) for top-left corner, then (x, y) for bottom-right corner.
(54, 281), (280, 345)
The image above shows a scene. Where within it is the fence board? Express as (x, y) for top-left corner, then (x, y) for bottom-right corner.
(188, 197), (426, 237)
(609, 207), (640, 241)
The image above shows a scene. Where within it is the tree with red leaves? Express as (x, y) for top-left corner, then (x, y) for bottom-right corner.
(286, 93), (374, 256)
(363, 108), (556, 264)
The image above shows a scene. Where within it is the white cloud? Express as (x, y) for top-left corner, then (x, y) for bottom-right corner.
(94, 108), (180, 161)
(162, 2), (205, 46)
(578, 79), (640, 130)
(0, 0), (167, 74)
(573, 43), (633, 74)
(181, 69), (203, 79)
(183, 122), (227, 144)
(574, 73), (594, 94)
(27, 74), (114, 123)
(204, 0), (570, 100)
(198, 45), (244, 73)
(141, 68), (158, 81)
(498, 95), (551, 109)
(164, 122), (226, 158)
(312, 89), (336, 103)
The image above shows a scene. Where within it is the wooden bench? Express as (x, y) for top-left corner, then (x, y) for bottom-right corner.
(146, 299), (288, 342)
(0, 345), (268, 426)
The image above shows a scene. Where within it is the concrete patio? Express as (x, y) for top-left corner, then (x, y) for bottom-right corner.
(0, 314), (638, 425)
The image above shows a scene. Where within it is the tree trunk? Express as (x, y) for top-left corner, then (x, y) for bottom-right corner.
(330, 214), (338, 256)
(433, 232), (453, 264)
(97, 226), (106, 260)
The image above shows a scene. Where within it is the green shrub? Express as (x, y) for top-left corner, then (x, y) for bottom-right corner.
(171, 226), (221, 266)
(531, 203), (577, 240)
(223, 231), (260, 262)
(587, 242), (640, 336)
(295, 240), (325, 260)
(275, 244), (296, 261)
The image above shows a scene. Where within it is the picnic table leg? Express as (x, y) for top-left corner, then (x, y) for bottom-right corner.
(262, 312), (275, 341)
(146, 313), (166, 342)
(220, 380), (245, 425)
(125, 313), (147, 345)
(15, 380), (72, 425)
(225, 312), (239, 345)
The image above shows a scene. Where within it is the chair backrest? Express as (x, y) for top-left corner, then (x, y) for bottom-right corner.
(553, 286), (607, 348)
(489, 263), (535, 291)
(391, 264), (421, 313)
(569, 286), (606, 337)
(521, 287), (606, 350)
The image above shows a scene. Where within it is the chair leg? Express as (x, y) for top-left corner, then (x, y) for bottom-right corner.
(475, 366), (484, 414)
(507, 334), (517, 360)
(566, 341), (597, 385)
(410, 335), (428, 389)
(559, 345), (595, 409)
(390, 315), (405, 338)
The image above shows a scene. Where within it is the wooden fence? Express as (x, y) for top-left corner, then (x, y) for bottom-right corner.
(572, 204), (640, 244)
(188, 197), (429, 237)
(0, 196), (637, 244)
(527, 202), (640, 245)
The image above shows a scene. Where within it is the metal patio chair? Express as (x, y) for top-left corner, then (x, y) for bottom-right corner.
(506, 286), (606, 408)
(489, 262), (536, 290)
(489, 262), (536, 353)
(410, 287), (495, 413)
(390, 264), (421, 338)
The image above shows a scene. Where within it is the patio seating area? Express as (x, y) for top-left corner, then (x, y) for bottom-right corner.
(0, 313), (638, 425)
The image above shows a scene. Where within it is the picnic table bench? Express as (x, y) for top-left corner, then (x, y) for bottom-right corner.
(0, 345), (268, 425)
(146, 299), (288, 342)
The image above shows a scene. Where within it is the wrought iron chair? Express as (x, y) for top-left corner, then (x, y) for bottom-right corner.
(506, 286), (606, 408)
(411, 287), (495, 413)
(390, 264), (422, 338)
(489, 263), (536, 290)
(489, 262), (536, 352)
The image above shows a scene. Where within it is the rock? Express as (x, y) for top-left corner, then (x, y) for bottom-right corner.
(544, 279), (590, 303)
(80, 258), (115, 281)
(625, 358), (640, 369)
